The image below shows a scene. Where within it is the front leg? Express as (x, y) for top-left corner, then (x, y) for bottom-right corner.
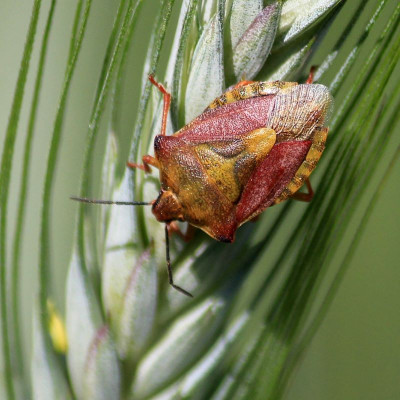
(167, 222), (196, 242)
(127, 155), (159, 173)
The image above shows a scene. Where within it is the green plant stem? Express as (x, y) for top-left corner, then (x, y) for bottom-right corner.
(0, 1), (42, 398)
(69, 0), (84, 60)
(77, 0), (130, 300)
(87, 0), (129, 168)
(331, 0), (397, 126)
(76, 0), (142, 276)
(11, 1), (57, 393)
(171, 0), (199, 128)
(315, 0), (371, 81)
(96, 1), (136, 259)
(39, 0), (92, 329)
(110, 1), (140, 134)
(313, 143), (400, 339)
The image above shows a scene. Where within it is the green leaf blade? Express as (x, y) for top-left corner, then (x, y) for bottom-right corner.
(0, 1), (43, 398)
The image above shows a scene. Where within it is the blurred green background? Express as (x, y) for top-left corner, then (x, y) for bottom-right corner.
(1, 1), (399, 399)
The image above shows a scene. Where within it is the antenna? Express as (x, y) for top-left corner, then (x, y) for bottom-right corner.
(165, 224), (193, 297)
(71, 195), (193, 297)
(70, 196), (151, 206)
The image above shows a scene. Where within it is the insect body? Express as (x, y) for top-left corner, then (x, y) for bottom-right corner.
(136, 76), (332, 241)
(74, 72), (333, 297)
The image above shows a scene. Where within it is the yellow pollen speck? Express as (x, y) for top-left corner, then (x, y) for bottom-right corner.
(47, 300), (68, 354)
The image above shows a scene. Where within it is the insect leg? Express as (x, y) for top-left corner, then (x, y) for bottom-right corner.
(306, 66), (317, 84)
(165, 224), (193, 297)
(167, 222), (195, 242)
(149, 75), (171, 136)
(233, 80), (257, 88)
(126, 155), (159, 173)
(290, 178), (314, 202)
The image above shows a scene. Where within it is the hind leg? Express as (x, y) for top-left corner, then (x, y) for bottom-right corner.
(290, 178), (314, 202)
(306, 66), (317, 84)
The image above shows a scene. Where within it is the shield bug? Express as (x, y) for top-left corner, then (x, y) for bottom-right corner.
(72, 70), (333, 297)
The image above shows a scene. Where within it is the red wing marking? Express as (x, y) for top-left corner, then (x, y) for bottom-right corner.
(236, 141), (312, 224)
(177, 96), (275, 143)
